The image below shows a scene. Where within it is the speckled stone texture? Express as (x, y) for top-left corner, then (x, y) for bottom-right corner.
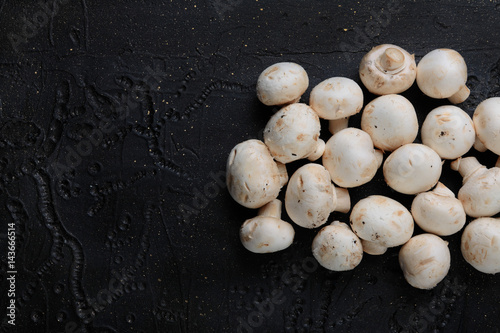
(0, 0), (499, 332)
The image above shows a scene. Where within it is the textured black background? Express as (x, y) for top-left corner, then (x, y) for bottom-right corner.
(0, 0), (500, 332)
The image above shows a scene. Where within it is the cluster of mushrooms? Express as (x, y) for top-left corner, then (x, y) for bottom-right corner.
(227, 44), (500, 289)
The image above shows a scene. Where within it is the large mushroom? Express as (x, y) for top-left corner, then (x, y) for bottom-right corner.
(416, 48), (470, 104)
(285, 163), (350, 229)
(473, 97), (500, 155)
(411, 182), (466, 236)
(350, 195), (414, 255)
(450, 157), (500, 217)
(461, 217), (500, 274)
(421, 105), (475, 159)
(359, 44), (417, 95)
(361, 94), (419, 152)
(322, 128), (383, 188)
(312, 221), (363, 271)
(383, 143), (442, 195)
(399, 234), (451, 289)
(309, 77), (364, 134)
(240, 199), (295, 253)
(263, 103), (325, 164)
(226, 139), (288, 209)
(256, 62), (309, 106)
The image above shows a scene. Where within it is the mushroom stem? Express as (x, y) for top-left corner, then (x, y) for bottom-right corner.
(374, 149), (384, 168)
(328, 117), (349, 135)
(448, 85), (470, 104)
(276, 162), (289, 187)
(474, 136), (488, 152)
(431, 182), (455, 198)
(379, 47), (405, 72)
(307, 139), (326, 161)
(333, 187), (351, 213)
(258, 199), (282, 219)
(361, 240), (387, 255)
(450, 157), (485, 184)
(496, 156), (500, 168)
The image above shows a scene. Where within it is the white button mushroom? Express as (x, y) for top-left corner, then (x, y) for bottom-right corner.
(359, 44), (417, 95)
(383, 143), (442, 195)
(312, 221), (363, 271)
(350, 195), (414, 255)
(472, 97), (500, 155)
(399, 234), (451, 289)
(256, 62), (309, 106)
(285, 163), (351, 229)
(411, 182), (466, 236)
(450, 157), (500, 218)
(226, 139), (288, 209)
(263, 103), (325, 164)
(361, 94), (419, 152)
(461, 217), (500, 274)
(322, 128), (383, 188)
(421, 105), (475, 159)
(308, 77), (364, 134)
(416, 48), (470, 104)
(240, 199), (295, 253)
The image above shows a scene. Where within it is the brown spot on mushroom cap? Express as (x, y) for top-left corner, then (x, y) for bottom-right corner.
(265, 66), (280, 76)
(297, 133), (306, 141)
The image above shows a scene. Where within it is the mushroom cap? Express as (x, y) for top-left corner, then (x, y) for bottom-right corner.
(350, 195), (414, 254)
(264, 103), (322, 164)
(240, 216), (295, 253)
(256, 62), (309, 106)
(421, 105), (475, 159)
(312, 221), (363, 271)
(457, 167), (500, 217)
(399, 234), (451, 289)
(411, 185), (466, 236)
(309, 77), (364, 120)
(285, 163), (336, 229)
(473, 97), (500, 155)
(322, 128), (380, 188)
(416, 49), (467, 99)
(461, 217), (500, 274)
(226, 139), (287, 209)
(361, 94), (418, 151)
(359, 44), (417, 95)
(383, 143), (442, 195)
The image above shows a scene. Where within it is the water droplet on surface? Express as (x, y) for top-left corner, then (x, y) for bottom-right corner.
(126, 313), (136, 323)
(31, 310), (43, 323)
(54, 283), (64, 294)
(56, 311), (66, 322)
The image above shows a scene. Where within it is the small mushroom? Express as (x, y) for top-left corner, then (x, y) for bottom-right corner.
(308, 77), (364, 134)
(416, 48), (470, 104)
(256, 62), (309, 106)
(461, 217), (500, 274)
(312, 221), (363, 271)
(421, 105), (475, 159)
(227, 139), (288, 209)
(285, 163), (351, 229)
(383, 143), (442, 195)
(263, 103), (325, 164)
(240, 199), (295, 253)
(322, 128), (383, 188)
(361, 94), (419, 152)
(399, 234), (451, 289)
(359, 44), (417, 95)
(411, 182), (466, 236)
(450, 156), (500, 217)
(350, 195), (414, 255)
(472, 97), (500, 155)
